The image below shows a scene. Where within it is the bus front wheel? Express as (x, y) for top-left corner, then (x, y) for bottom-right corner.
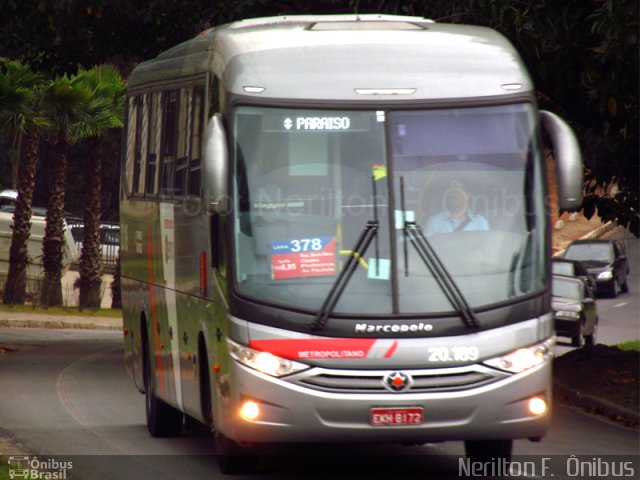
(215, 432), (252, 474)
(143, 336), (184, 437)
(464, 439), (513, 463)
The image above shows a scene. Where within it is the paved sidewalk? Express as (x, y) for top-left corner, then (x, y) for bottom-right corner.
(0, 311), (122, 330)
(551, 210), (612, 255)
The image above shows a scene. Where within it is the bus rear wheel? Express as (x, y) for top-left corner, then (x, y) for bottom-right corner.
(464, 439), (513, 463)
(143, 336), (184, 437)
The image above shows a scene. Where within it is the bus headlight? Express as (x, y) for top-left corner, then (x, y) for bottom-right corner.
(227, 338), (308, 377)
(483, 339), (553, 373)
(597, 271), (613, 279)
(555, 310), (580, 319)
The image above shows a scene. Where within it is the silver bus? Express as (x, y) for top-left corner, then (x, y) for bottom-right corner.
(120, 14), (583, 472)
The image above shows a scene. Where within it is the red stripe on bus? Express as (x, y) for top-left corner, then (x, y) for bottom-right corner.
(249, 338), (377, 360)
(384, 340), (398, 358)
(200, 251), (207, 297)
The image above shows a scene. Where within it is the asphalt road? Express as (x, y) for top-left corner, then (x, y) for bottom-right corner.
(591, 228), (640, 345)
(0, 326), (638, 480)
(555, 228), (639, 351)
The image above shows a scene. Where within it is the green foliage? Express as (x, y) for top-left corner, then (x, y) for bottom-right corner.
(616, 340), (640, 352)
(0, 60), (49, 133)
(70, 65), (126, 140)
(0, 60), (49, 188)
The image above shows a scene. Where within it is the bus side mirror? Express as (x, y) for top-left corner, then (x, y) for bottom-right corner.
(203, 113), (230, 215)
(540, 110), (583, 213)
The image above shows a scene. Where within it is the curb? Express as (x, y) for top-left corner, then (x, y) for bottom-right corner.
(553, 221), (618, 257)
(579, 221), (618, 240)
(554, 381), (640, 428)
(0, 317), (122, 331)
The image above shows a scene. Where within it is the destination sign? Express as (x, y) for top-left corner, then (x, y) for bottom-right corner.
(286, 116), (351, 131)
(263, 112), (371, 132)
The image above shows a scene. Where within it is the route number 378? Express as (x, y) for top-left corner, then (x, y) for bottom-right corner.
(289, 238), (324, 252)
(428, 346), (479, 362)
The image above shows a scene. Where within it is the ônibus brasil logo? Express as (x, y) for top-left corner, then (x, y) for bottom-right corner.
(7, 456), (73, 480)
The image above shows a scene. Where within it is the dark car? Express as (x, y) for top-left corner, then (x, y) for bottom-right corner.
(551, 258), (597, 295)
(552, 274), (598, 348)
(562, 239), (630, 297)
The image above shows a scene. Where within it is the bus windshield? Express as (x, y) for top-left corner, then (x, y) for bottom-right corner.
(232, 104), (546, 316)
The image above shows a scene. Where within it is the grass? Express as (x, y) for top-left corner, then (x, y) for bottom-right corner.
(0, 303), (121, 318)
(0, 457), (9, 480)
(616, 340), (640, 351)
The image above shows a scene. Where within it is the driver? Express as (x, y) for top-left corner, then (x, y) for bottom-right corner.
(425, 179), (489, 235)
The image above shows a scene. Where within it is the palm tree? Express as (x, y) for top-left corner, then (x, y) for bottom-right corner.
(0, 61), (49, 305)
(39, 73), (93, 307)
(73, 65), (125, 309)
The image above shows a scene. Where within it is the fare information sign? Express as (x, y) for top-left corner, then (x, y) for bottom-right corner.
(270, 236), (337, 280)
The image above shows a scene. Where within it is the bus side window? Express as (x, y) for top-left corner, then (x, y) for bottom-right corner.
(212, 76), (222, 113)
(189, 87), (204, 196)
(174, 88), (190, 197)
(160, 89), (179, 197)
(145, 92), (161, 196)
(125, 96), (138, 196)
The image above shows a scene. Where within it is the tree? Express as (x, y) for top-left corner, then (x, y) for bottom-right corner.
(39, 73), (93, 307)
(0, 60), (49, 304)
(73, 65), (125, 309)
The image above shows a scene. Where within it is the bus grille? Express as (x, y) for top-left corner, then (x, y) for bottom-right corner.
(296, 370), (496, 393)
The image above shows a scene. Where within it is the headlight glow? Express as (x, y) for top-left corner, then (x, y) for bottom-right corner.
(597, 271), (613, 279)
(227, 338), (308, 377)
(528, 396), (548, 415)
(483, 339), (553, 373)
(239, 400), (261, 421)
(555, 310), (580, 319)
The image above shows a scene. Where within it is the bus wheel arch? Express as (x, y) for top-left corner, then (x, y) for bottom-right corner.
(215, 432), (252, 474)
(141, 313), (184, 437)
(198, 332), (214, 431)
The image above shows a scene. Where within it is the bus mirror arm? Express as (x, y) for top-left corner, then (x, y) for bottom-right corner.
(539, 110), (584, 213)
(207, 198), (230, 215)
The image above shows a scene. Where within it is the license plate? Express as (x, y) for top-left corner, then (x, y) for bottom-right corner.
(370, 407), (424, 426)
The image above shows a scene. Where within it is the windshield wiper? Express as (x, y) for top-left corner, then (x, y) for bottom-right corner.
(310, 175), (380, 332)
(400, 177), (479, 329)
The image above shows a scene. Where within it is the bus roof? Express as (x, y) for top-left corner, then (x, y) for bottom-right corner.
(127, 14), (533, 103)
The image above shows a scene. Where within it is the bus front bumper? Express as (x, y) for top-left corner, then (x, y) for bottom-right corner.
(216, 359), (551, 445)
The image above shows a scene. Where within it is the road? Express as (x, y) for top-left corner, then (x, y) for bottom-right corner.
(0, 231), (637, 479)
(0, 328), (637, 479)
(591, 228), (640, 345)
(555, 228), (639, 351)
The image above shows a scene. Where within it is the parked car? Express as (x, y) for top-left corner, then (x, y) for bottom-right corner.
(562, 239), (630, 297)
(552, 274), (598, 348)
(1, 200), (78, 294)
(551, 258), (597, 294)
(0, 189), (17, 211)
